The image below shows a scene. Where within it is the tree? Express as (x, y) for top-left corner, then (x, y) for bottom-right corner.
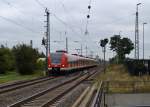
(13, 44), (39, 75)
(0, 45), (15, 74)
(110, 35), (134, 63)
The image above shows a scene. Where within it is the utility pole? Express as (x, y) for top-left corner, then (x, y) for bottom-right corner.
(74, 41), (82, 55)
(85, 46), (88, 57)
(103, 46), (106, 66)
(81, 44), (82, 55)
(143, 22), (147, 60)
(135, 3), (141, 59)
(66, 37), (68, 53)
(90, 51), (94, 58)
(65, 31), (68, 53)
(75, 48), (81, 55)
(45, 8), (50, 73)
(30, 40), (33, 48)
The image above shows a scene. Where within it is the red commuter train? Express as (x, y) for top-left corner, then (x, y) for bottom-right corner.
(47, 51), (98, 75)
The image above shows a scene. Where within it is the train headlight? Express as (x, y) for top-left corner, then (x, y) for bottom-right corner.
(62, 64), (65, 67)
(48, 64), (51, 67)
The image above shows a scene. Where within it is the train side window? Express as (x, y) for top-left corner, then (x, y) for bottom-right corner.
(69, 61), (71, 67)
(72, 61), (75, 67)
(70, 61), (73, 67)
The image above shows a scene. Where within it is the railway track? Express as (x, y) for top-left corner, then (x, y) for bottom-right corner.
(0, 76), (53, 94)
(9, 71), (97, 107)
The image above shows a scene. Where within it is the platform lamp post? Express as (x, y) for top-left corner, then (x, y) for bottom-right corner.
(143, 22), (147, 61)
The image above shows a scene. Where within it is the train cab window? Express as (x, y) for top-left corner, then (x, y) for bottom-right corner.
(50, 53), (62, 64)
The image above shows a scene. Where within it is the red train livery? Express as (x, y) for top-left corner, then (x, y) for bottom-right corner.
(47, 51), (98, 75)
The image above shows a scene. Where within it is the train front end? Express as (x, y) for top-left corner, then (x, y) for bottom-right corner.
(48, 52), (68, 75)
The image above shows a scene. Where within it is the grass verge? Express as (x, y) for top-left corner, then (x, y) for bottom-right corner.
(0, 70), (45, 84)
(95, 64), (150, 93)
(95, 64), (150, 81)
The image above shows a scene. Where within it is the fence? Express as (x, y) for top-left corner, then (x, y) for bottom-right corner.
(90, 81), (150, 107)
(91, 82), (106, 107)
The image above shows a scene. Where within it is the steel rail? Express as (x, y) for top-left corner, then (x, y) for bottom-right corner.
(9, 71), (97, 107)
(0, 77), (53, 94)
(0, 77), (46, 89)
(42, 72), (96, 107)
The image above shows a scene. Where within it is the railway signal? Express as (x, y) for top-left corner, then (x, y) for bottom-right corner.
(99, 38), (108, 72)
(42, 37), (46, 46)
(41, 8), (50, 74)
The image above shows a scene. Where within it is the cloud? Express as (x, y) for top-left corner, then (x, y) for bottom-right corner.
(0, 0), (149, 59)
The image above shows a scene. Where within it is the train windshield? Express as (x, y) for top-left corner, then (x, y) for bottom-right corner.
(50, 53), (62, 64)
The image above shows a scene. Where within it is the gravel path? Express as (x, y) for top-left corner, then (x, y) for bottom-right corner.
(52, 82), (91, 107)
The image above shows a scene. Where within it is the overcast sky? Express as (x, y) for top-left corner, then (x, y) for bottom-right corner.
(0, 0), (149, 59)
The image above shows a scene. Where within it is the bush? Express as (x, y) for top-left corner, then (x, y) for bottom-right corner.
(125, 60), (147, 76)
(13, 44), (39, 75)
(36, 60), (45, 70)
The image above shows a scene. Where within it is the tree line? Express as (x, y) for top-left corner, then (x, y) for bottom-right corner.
(0, 44), (45, 75)
(100, 35), (134, 64)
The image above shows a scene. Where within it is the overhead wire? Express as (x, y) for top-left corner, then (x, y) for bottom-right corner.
(34, 0), (80, 52)
(57, 0), (84, 33)
(1, 0), (25, 22)
(0, 15), (39, 34)
(3, 0), (43, 23)
(52, 13), (81, 36)
(34, 0), (97, 55)
(0, 0), (42, 34)
(34, 0), (83, 41)
(55, 0), (94, 54)
(34, 0), (46, 10)
(1, 0), (27, 20)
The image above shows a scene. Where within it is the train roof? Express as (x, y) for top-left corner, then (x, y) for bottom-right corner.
(51, 51), (96, 61)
